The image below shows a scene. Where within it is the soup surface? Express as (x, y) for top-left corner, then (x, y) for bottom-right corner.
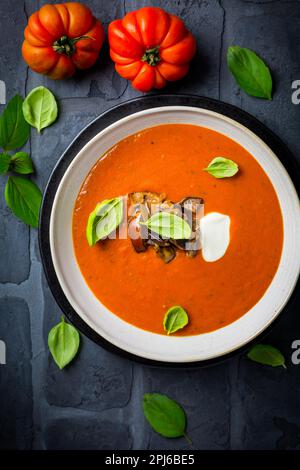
(73, 124), (283, 335)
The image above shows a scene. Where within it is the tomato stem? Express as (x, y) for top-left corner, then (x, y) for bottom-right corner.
(141, 47), (160, 66)
(53, 35), (92, 56)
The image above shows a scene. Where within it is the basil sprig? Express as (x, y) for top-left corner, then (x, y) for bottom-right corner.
(204, 157), (239, 178)
(48, 316), (80, 370)
(247, 344), (286, 369)
(23, 86), (58, 133)
(163, 306), (189, 335)
(143, 393), (190, 442)
(227, 46), (273, 100)
(86, 197), (124, 246)
(141, 212), (192, 240)
(0, 92), (50, 227)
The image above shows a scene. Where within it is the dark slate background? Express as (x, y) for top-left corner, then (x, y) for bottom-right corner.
(0, 0), (300, 451)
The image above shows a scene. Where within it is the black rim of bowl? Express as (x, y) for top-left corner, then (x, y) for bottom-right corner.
(39, 94), (300, 368)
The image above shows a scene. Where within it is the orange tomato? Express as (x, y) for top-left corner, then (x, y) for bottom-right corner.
(22, 2), (105, 79)
(108, 7), (196, 92)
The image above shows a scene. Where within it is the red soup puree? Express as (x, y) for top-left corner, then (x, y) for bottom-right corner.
(73, 124), (283, 335)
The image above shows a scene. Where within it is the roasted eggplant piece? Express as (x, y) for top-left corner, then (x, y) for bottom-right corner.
(154, 244), (176, 263)
(128, 191), (165, 206)
(175, 196), (204, 255)
(186, 249), (198, 258)
(127, 192), (150, 253)
(127, 192), (204, 261)
(179, 196), (204, 230)
(128, 214), (147, 252)
(128, 192), (168, 250)
(147, 231), (171, 247)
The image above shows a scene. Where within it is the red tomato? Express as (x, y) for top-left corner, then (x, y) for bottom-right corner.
(108, 7), (196, 92)
(22, 2), (105, 79)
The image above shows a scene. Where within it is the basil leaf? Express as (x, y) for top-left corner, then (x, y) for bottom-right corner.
(22, 86), (58, 132)
(142, 212), (192, 240)
(0, 153), (11, 174)
(95, 198), (124, 241)
(143, 393), (187, 439)
(86, 203), (102, 246)
(227, 46), (272, 100)
(0, 94), (30, 150)
(10, 152), (34, 174)
(4, 176), (42, 228)
(86, 197), (124, 246)
(204, 157), (239, 178)
(163, 306), (189, 335)
(48, 316), (80, 370)
(247, 344), (286, 369)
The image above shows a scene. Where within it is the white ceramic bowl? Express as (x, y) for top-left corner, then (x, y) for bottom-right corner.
(50, 106), (300, 363)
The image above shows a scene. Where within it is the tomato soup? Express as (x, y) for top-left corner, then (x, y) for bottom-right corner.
(72, 124), (283, 335)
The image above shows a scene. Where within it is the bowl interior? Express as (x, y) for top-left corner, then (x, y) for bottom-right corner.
(50, 106), (300, 362)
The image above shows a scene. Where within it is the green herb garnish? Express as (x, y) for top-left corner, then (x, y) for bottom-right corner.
(204, 157), (239, 178)
(0, 92), (46, 226)
(0, 94), (30, 150)
(48, 316), (80, 370)
(86, 197), (124, 246)
(0, 153), (11, 174)
(22, 86), (58, 132)
(227, 46), (272, 100)
(10, 152), (34, 174)
(5, 176), (42, 228)
(163, 306), (189, 335)
(141, 212), (192, 240)
(143, 393), (190, 442)
(247, 344), (286, 369)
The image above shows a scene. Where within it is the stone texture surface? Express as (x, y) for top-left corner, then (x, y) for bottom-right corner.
(0, 184), (30, 283)
(0, 0), (299, 451)
(0, 297), (33, 449)
(44, 416), (132, 450)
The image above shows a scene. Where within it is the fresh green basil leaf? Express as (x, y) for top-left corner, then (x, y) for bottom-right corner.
(86, 203), (101, 246)
(204, 157), (239, 178)
(247, 344), (286, 368)
(86, 197), (124, 246)
(95, 198), (124, 241)
(0, 94), (30, 150)
(143, 393), (187, 439)
(163, 306), (189, 335)
(22, 86), (58, 132)
(10, 152), (34, 174)
(227, 46), (272, 99)
(142, 212), (192, 240)
(4, 176), (42, 228)
(48, 316), (80, 370)
(0, 153), (11, 174)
